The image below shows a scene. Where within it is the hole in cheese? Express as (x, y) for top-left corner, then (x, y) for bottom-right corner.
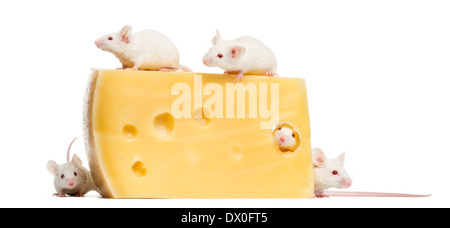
(132, 161), (146, 177)
(123, 124), (137, 139)
(154, 112), (175, 137)
(193, 107), (211, 127)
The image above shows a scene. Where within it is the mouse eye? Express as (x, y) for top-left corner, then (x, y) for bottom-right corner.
(217, 53), (223, 58)
(74, 172), (77, 176)
(277, 128), (281, 131)
(292, 133), (295, 138)
(60, 174), (65, 179)
(332, 170), (339, 175)
(108, 37), (113, 40)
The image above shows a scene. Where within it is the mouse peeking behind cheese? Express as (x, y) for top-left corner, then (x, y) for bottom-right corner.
(202, 30), (278, 82)
(273, 123), (300, 152)
(95, 25), (192, 72)
(312, 148), (352, 198)
(47, 138), (99, 197)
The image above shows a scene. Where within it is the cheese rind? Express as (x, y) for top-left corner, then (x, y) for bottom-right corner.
(84, 69), (313, 198)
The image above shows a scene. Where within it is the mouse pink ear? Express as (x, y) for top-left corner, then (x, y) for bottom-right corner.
(336, 152), (345, 166)
(231, 46), (246, 58)
(212, 30), (222, 45)
(47, 160), (59, 175)
(312, 148), (326, 167)
(71, 154), (83, 169)
(119, 25), (132, 43)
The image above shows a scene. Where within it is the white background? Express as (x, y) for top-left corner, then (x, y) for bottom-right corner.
(0, 0), (448, 208)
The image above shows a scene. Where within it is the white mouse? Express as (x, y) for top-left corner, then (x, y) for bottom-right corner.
(202, 30), (277, 82)
(95, 25), (192, 72)
(47, 138), (99, 197)
(273, 123), (301, 152)
(312, 147), (352, 197)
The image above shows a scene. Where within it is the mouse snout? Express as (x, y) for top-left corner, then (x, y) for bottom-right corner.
(202, 57), (213, 66)
(279, 136), (286, 143)
(67, 179), (76, 188)
(95, 40), (104, 49)
(340, 178), (352, 188)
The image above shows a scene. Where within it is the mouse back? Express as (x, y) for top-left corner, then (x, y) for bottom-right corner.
(202, 30), (277, 74)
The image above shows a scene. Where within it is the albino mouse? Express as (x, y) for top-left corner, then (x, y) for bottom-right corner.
(202, 30), (277, 82)
(312, 147), (430, 198)
(47, 138), (99, 197)
(95, 25), (191, 72)
(273, 123), (301, 152)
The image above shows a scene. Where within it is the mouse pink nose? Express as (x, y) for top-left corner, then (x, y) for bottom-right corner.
(94, 40), (103, 49)
(68, 180), (75, 187)
(340, 179), (352, 188)
(202, 58), (212, 66)
(279, 136), (286, 143)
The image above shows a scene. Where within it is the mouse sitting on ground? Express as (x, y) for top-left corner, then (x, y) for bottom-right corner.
(47, 138), (99, 197)
(312, 148), (352, 198)
(95, 25), (191, 72)
(202, 30), (278, 82)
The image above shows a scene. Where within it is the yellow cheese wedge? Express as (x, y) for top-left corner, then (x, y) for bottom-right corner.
(83, 69), (313, 198)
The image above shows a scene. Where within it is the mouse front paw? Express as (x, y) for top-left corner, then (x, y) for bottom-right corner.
(74, 192), (85, 197)
(315, 193), (330, 198)
(232, 73), (244, 83)
(54, 193), (66, 197)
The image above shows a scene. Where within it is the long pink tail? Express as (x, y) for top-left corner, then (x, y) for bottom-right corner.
(66, 137), (78, 162)
(323, 191), (431, 197)
(179, 65), (192, 72)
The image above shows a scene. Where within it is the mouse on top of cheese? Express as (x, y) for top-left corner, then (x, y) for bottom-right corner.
(273, 123), (301, 152)
(94, 25), (192, 72)
(202, 30), (278, 82)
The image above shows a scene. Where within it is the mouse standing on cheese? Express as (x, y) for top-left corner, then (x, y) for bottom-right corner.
(95, 25), (192, 72)
(312, 147), (431, 198)
(273, 123), (301, 152)
(202, 30), (278, 82)
(47, 138), (99, 197)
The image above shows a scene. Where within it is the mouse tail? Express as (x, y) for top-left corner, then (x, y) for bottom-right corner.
(323, 190), (431, 198)
(179, 65), (192, 72)
(67, 137), (78, 162)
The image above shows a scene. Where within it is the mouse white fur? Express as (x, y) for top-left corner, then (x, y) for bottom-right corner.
(95, 25), (191, 72)
(47, 138), (99, 197)
(313, 147), (352, 197)
(202, 30), (277, 82)
(273, 123), (300, 152)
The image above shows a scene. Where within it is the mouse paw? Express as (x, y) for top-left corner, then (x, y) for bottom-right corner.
(74, 192), (85, 197)
(315, 193), (330, 198)
(96, 190), (103, 197)
(265, 72), (278, 77)
(159, 68), (175, 72)
(54, 193), (66, 197)
(232, 73), (244, 83)
(126, 66), (139, 71)
(224, 71), (239, 75)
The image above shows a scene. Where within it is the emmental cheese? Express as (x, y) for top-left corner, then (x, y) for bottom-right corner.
(83, 69), (313, 198)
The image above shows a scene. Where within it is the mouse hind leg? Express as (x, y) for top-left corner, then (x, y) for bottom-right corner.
(158, 68), (176, 72)
(265, 71), (278, 77)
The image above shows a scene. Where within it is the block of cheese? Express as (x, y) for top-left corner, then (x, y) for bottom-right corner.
(83, 69), (313, 198)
